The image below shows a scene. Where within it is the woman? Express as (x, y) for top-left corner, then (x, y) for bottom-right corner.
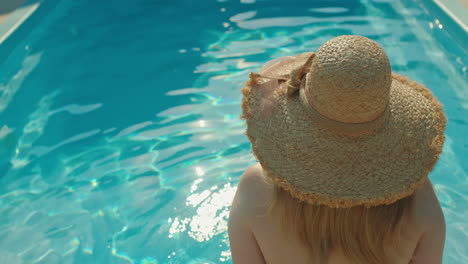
(229, 35), (446, 264)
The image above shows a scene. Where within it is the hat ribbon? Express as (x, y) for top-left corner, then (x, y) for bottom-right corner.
(248, 53), (316, 96)
(250, 53), (388, 135)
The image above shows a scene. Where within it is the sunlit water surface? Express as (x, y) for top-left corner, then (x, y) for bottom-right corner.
(0, 0), (466, 263)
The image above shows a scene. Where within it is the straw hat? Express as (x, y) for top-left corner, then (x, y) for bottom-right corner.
(241, 35), (446, 208)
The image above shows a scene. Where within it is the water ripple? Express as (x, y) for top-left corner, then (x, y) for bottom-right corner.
(0, 0), (466, 263)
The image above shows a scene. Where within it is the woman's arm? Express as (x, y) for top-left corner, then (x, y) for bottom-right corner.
(228, 214), (266, 264)
(410, 224), (445, 264)
(228, 165), (267, 264)
(410, 180), (446, 264)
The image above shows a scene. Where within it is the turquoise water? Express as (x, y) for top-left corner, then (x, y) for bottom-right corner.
(0, 0), (466, 263)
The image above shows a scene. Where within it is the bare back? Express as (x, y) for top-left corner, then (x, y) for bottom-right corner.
(228, 163), (446, 264)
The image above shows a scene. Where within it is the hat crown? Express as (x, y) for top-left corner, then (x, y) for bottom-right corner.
(306, 35), (391, 123)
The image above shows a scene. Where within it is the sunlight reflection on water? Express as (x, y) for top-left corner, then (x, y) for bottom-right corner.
(0, 0), (466, 263)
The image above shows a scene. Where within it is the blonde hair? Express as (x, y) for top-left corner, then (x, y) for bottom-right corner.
(269, 184), (414, 264)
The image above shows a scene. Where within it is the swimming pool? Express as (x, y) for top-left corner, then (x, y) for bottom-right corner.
(0, 0), (466, 263)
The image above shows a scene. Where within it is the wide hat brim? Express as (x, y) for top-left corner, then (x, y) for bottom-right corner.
(241, 55), (446, 208)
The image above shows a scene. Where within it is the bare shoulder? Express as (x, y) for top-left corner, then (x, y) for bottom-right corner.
(239, 163), (270, 186)
(411, 179), (445, 228)
(407, 180), (446, 263)
(231, 163), (275, 221)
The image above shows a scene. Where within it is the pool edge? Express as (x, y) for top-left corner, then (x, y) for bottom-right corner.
(0, 0), (41, 45)
(433, 0), (468, 32)
(0, 0), (64, 62)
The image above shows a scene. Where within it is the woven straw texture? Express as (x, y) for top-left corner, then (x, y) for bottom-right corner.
(241, 35), (446, 208)
(306, 36), (391, 123)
